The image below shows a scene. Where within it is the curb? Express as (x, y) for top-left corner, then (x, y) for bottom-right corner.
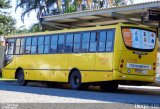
(0, 78), (16, 82)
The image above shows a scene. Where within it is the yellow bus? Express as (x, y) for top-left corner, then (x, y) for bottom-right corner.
(2, 23), (158, 91)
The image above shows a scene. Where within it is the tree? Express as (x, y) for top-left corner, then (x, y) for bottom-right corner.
(112, 0), (133, 6)
(29, 23), (41, 33)
(0, 0), (16, 35)
(16, 25), (29, 34)
(16, 0), (57, 30)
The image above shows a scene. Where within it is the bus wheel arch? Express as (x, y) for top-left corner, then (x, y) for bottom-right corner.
(15, 67), (27, 86)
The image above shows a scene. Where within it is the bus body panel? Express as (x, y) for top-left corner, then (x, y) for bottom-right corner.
(119, 50), (157, 76)
(95, 53), (113, 71)
(2, 69), (16, 79)
(30, 54), (69, 81)
(81, 71), (113, 82)
(69, 53), (96, 70)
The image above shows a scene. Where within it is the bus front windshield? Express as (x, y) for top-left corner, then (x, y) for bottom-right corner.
(122, 27), (156, 51)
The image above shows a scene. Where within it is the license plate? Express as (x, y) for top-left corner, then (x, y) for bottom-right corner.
(135, 69), (148, 74)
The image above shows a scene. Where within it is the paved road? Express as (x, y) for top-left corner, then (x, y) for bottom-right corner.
(0, 81), (160, 104)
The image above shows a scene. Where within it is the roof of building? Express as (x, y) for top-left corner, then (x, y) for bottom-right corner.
(42, 1), (160, 30)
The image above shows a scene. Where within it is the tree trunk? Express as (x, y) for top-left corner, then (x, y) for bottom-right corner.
(56, 0), (62, 13)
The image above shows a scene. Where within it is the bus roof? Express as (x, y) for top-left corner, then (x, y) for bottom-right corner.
(7, 23), (155, 38)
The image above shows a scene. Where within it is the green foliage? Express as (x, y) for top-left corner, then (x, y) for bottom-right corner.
(16, 27), (29, 34)
(74, 0), (79, 12)
(113, 0), (133, 6)
(0, 0), (16, 35)
(29, 23), (41, 33)
(15, 23), (42, 34)
(16, 0), (57, 22)
(0, 0), (10, 8)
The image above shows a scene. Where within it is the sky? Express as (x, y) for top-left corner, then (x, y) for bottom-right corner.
(10, 0), (158, 29)
(11, 0), (38, 29)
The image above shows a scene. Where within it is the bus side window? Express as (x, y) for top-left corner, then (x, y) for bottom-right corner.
(20, 38), (25, 54)
(98, 31), (106, 52)
(31, 37), (37, 54)
(44, 36), (50, 54)
(15, 38), (21, 54)
(82, 32), (90, 52)
(65, 34), (73, 53)
(106, 30), (114, 52)
(38, 36), (44, 54)
(7, 39), (15, 55)
(89, 32), (97, 52)
(58, 34), (65, 53)
(25, 38), (31, 54)
(73, 33), (81, 52)
(50, 35), (58, 53)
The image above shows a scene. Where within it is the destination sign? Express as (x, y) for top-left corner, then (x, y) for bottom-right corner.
(127, 63), (152, 70)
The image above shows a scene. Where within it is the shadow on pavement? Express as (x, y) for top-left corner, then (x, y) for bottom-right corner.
(0, 81), (160, 104)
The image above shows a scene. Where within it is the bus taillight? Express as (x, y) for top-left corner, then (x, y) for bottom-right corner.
(153, 63), (156, 66)
(121, 59), (124, 63)
(153, 67), (156, 71)
(120, 64), (123, 68)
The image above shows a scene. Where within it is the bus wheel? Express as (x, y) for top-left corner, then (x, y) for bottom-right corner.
(100, 81), (118, 92)
(69, 70), (82, 90)
(17, 70), (27, 86)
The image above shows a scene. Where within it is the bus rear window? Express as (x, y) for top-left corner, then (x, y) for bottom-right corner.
(122, 27), (156, 51)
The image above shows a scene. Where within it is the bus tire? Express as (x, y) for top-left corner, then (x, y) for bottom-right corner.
(100, 81), (118, 92)
(69, 70), (82, 90)
(17, 70), (27, 86)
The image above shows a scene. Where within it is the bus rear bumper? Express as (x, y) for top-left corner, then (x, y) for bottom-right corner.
(113, 70), (156, 83)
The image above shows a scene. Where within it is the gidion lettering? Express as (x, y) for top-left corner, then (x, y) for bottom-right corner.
(126, 58), (137, 63)
(99, 58), (108, 65)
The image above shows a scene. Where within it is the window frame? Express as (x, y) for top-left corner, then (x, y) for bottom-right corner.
(25, 37), (32, 54)
(106, 29), (115, 52)
(65, 33), (74, 53)
(31, 36), (38, 54)
(44, 35), (51, 54)
(15, 38), (21, 55)
(20, 38), (26, 54)
(81, 31), (91, 53)
(50, 34), (58, 54)
(73, 32), (82, 53)
(6, 38), (16, 55)
(89, 31), (98, 52)
(5, 28), (115, 55)
(37, 36), (45, 54)
(98, 29), (115, 53)
(57, 34), (65, 53)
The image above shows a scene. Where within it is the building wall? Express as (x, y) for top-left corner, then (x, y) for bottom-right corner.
(0, 46), (4, 76)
